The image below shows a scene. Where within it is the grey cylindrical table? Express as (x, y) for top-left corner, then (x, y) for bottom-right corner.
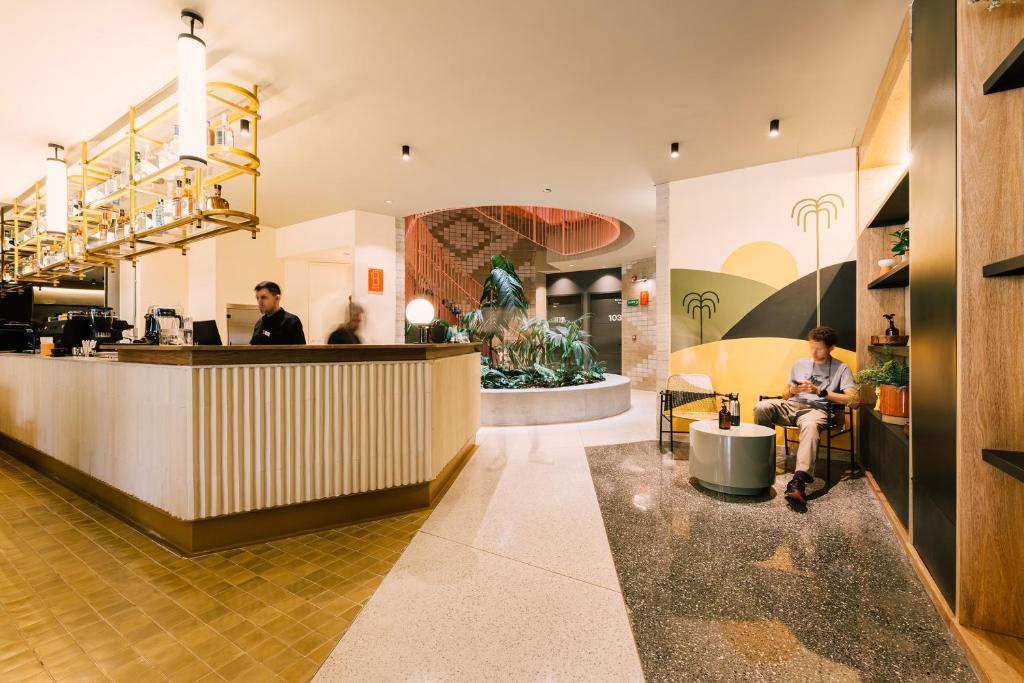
(689, 420), (776, 495)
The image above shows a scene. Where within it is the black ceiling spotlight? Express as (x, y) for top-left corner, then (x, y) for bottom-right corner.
(670, 141), (679, 159)
(769, 119), (780, 138)
(401, 144), (411, 161)
(239, 119), (251, 138)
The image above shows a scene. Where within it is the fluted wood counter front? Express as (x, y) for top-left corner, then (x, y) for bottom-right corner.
(0, 345), (480, 554)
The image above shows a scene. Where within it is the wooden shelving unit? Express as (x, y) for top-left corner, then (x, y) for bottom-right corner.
(982, 254), (1024, 278)
(983, 36), (1024, 95)
(868, 344), (909, 357)
(867, 170), (910, 228)
(982, 449), (1024, 483)
(867, 262), (909, 289)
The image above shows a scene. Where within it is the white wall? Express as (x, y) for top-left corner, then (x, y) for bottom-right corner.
(351, 211), (397, 344)
(215, 230), (284, 338)
(669, 148), (857, 275)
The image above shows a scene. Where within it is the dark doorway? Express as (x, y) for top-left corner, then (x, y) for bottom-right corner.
(589, 292), (622, 374)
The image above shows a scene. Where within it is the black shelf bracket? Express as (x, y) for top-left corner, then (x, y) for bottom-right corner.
(867, 262), (909, 290)
(982, 254), (1024, 278)
(982, 449), (1024, 483)
(867, 171), (910, 228)
(983, 37), (1024, 96)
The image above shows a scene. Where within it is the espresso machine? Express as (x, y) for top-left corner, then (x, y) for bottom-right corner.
(42, 307), (133, 352)
(144, 305), (184, 344)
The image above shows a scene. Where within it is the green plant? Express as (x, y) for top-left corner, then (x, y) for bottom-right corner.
(855, 358), (909, 390)
(469, 255), (529, 365)
(890, 227), (910, 256)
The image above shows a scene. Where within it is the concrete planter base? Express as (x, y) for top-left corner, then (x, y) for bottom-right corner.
(481, 374), (631, 426)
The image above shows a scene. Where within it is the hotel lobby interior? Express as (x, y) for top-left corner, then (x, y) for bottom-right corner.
(2, 1), (1024, 681)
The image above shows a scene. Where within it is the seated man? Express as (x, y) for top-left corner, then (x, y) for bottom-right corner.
(754, 326), (856, 509)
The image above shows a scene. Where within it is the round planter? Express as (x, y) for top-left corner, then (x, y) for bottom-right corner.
(879, 383), (910, 425)
(481, 374), (631, 426)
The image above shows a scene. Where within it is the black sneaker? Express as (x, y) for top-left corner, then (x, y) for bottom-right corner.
(784, 471), (812, 509)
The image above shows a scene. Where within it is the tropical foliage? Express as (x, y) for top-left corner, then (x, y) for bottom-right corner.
(854, 357), (909, 389)
(459, 254), (606, 389)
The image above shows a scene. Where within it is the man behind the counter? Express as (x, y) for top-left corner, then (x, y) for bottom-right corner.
(250, 281), (306, 345)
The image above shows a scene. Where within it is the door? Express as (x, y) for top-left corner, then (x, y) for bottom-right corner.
(588, 292), (622, 374)
(547, 295), (582, 322)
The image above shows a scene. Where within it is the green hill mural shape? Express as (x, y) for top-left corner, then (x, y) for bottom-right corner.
(670, 269), (777, 352)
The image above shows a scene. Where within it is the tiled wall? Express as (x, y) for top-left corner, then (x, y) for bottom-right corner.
(395, 217), (405, 342)
(655, 183), (671, 390)
(621, 257), (657, 390)
(419, 209), (538, 317)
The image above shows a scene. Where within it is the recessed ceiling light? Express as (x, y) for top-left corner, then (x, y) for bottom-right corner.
(769, 119), (780, 138)
(543, 188), (552, 193)
(385, 199), (393, 204)
(670, 142), (679, 159)
(401, 144), (411, 160)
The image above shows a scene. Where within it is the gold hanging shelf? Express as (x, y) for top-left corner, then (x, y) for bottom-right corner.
(2, 81), (261, 285)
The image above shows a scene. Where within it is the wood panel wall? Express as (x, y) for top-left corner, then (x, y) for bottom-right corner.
(956, 0), (1024, 638)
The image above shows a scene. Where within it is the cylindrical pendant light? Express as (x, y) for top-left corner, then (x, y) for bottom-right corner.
(177, 10), (207, 167)
(45, 143), (67, 236)
(401, 144), (411, 161)
(670, 141), (679, 159)
(769, 118), (780, 138)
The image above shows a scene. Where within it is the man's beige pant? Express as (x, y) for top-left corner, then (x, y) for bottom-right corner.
(753, 398), (829, 475)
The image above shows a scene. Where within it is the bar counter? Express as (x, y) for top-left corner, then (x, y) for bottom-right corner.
(0, 344), (481, 554)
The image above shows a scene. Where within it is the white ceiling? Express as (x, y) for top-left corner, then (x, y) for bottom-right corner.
(1, 0), (906, 268)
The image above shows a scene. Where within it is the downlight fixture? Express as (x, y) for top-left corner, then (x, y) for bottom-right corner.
(401, 144), (411, 161)
(670, 141), (679, 159)
(769, 118), (780, 138)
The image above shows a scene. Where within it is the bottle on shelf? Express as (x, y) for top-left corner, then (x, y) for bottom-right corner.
(97, 211), (109, 242)
(207, 120), (215, 146)
(133, 152), (142, 181)
(184, 178), (194, 215)
(108, 211), (118, 242)
(173, 179), (184, 219)
(117, 209), (128, 239)
(718, 399), (732, 430)
(153, 200), (164, 227)
(729, 393), (740, 427)
(71, 227), (85, 259)
(134, 210), (146, 234)
(206, 184), (229, 210)
(215, 113), (234, 147)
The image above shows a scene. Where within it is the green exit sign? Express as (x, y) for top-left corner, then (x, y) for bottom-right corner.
(627, 299), (640, 307)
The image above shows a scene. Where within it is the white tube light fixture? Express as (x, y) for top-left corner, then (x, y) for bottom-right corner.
(177, 9), (207, 167)
(45, 143), (67, 236)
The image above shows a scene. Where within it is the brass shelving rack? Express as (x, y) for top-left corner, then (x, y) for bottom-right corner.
(1, 81), (261, 286)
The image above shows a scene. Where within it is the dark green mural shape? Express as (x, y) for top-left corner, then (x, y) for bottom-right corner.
(723, 261), (856, 348)
(670, 270), (776, 352)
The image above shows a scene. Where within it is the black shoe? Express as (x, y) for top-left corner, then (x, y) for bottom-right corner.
(784, 474), (809, 509)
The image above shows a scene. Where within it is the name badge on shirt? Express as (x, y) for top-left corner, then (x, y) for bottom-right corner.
(262, 330), (271, 337)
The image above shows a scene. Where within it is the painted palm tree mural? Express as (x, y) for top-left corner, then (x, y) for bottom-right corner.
(791, 193), (845, 325)
(683, 290), (720, 344)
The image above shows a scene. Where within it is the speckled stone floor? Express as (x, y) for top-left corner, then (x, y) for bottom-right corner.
(586, 439), (976, 682)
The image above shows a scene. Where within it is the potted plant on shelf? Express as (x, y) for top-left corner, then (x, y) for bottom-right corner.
(854, 357), (910, 425)
(890, 227), (910, 263)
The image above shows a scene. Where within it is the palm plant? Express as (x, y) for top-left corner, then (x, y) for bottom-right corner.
(472, 254), (528, 365)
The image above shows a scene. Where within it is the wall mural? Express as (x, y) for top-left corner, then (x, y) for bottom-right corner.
(667, 148), (858, 426)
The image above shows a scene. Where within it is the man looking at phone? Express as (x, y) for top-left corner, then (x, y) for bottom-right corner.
(754, 326), (856, 509)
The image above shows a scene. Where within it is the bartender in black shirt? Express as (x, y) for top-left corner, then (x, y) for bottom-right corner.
(250, 281), (306, 345)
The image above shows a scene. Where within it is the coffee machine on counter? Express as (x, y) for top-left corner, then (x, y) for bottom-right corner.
(42, 307), (133, 352)
(144, 306), (185, 344)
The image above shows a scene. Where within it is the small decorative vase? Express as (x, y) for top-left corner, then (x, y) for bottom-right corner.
(878, 258), (896, 274)
(873, 387), (881, 412)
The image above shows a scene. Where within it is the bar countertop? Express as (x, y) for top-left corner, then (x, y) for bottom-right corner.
(114, 343), (481, 366)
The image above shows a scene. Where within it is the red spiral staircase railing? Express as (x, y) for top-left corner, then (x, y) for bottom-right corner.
(405, 206), (622, 326)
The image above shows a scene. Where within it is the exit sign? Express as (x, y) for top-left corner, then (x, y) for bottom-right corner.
(627, 298), (640, 307)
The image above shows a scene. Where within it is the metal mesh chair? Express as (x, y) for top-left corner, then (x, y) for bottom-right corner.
(659, 374), (722, 451)
(757, 395), (857, 483)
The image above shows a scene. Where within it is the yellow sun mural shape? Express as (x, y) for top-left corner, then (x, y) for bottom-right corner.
(720, 241), (799, 290)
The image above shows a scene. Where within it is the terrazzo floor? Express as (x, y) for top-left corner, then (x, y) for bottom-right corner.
(585, 438), (976, 682)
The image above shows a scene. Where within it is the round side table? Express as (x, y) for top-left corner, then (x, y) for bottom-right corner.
(689, 420), (776, 495)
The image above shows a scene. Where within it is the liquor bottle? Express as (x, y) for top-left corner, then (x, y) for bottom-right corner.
(109, 211), (119, 241)
(133, 151), (142, 181)
(718, 399), (732, 430)
(154, 201), (164, 227)
(184, 178), (194, 215)
(215, 113), (234, 147)
(173, 179), (183, 219)
(98, 212), (109, 242)
(71, 228), (84, 258)
(729, 393), (740, 427)
(206, 184), (229, 210)
(207, 120), (214, 146)
(134, 211), (146, 234)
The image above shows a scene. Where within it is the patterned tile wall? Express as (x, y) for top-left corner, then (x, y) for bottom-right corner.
(419, 209), (539, 317)
(622, 257), (657, 391)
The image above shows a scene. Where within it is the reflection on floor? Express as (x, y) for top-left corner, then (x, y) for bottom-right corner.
(586, 439), (976, 682)
(0, 452), (426, 682)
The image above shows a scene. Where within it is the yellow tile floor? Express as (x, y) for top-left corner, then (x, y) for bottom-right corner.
(0, 453), (429, 682)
